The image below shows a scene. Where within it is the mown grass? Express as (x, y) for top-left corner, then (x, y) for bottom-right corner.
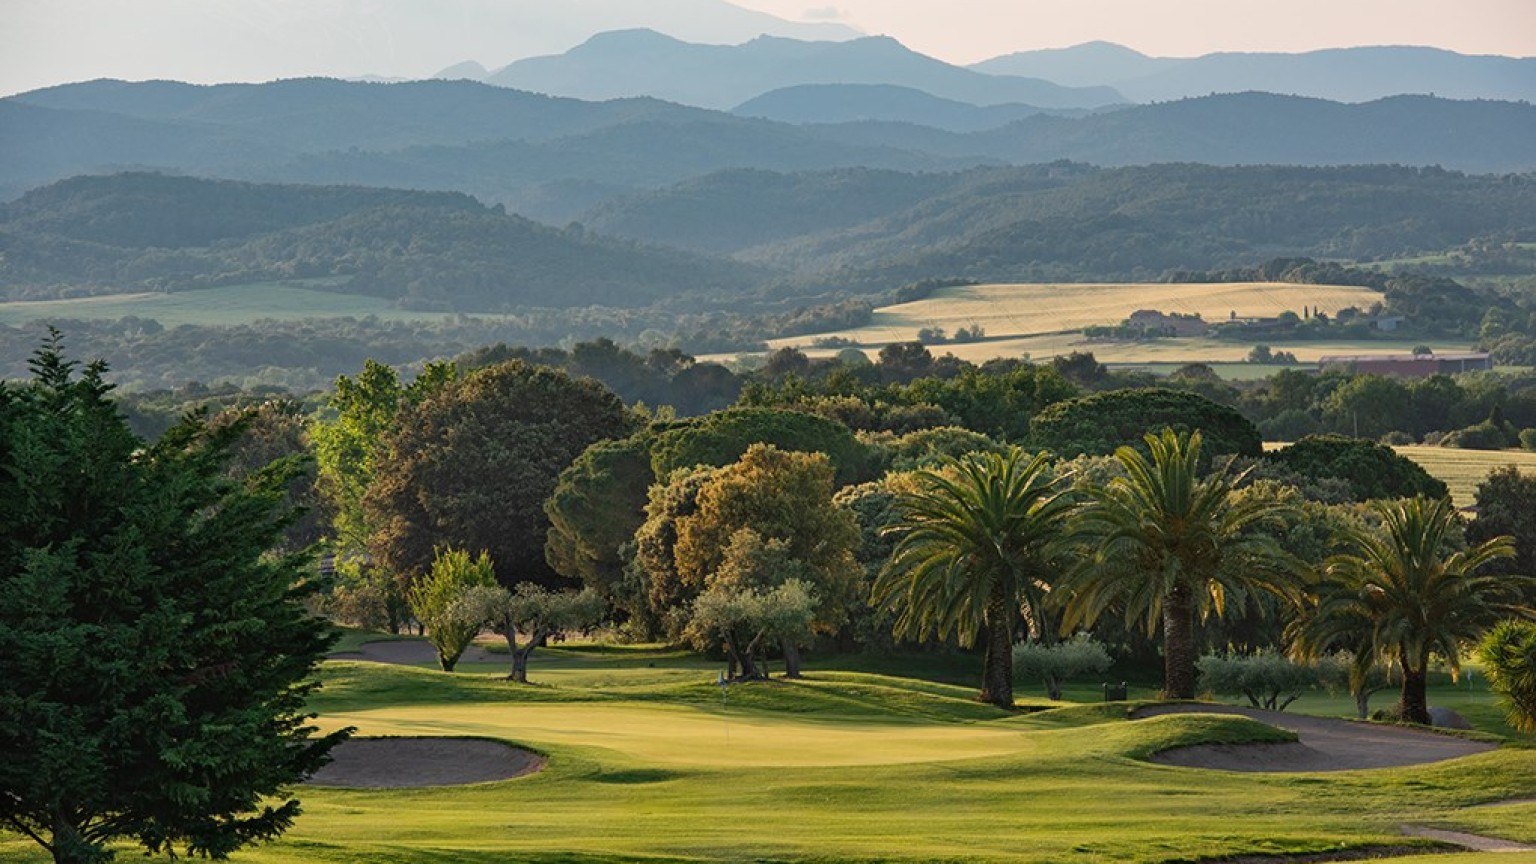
(0, 280), (463, 327)
(7, 639), (1536, 863)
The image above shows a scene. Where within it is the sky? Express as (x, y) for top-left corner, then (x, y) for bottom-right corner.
(2, 0), (1532, 97)
(731, 0), (1536, 63)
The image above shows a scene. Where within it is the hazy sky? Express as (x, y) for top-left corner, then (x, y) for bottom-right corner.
(732, 0), (1536, 63)
(3, 0), (1532, 97)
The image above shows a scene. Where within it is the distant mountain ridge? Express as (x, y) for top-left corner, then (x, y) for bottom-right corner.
(485, 29), (1124, 110)
(974, 43), (1536, 104)
(4, 79), (1534, 226)
(3, 0), (862, 97)
(733, 84), (1086, 132)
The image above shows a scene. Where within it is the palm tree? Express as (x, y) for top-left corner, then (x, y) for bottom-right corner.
(1294, 496), (1522, 724)
(1060, 428), (1302, 700)
(874, 448), (1075, 709)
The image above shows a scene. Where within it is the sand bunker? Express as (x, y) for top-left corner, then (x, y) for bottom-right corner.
(1136, 704), (1494, 772)
(306, 738), (545, 788)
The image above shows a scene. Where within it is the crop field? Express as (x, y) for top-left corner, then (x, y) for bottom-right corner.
(1393, 446), (1536, 508)
(774, 281), (1385, 347)
(756, 281), (1481, 368)
(0, 281), (463, 327)
(8, 641), (1536, 863)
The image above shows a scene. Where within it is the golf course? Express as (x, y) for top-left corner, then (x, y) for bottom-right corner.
(9, 634), (1536, 863)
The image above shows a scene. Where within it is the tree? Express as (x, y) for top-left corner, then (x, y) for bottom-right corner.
(1469, 465), (1536, 597)
(366, 360), (634, 587)
(1197, 653), (1317, 711)
(1012, 635), (1111, 701)
(311, 359), (455, 554)
(875, 449), (1076, 709)
(1061, 429), (1301, 700)
(456, 584), (605, 683)
(649, 407), (870, 487)
(0, 337), (346, 863)
(1296, 497), (1523, 724)
(544, 434), (657, 606)
(684, 579), (819, 681)
(407, 548), (498, 672)
(1480, 619), (1536, 733)
(1267, 434), (1447, 502)
(674, 445), (862, 677)
(209, 399), (328, 555)
(1028, 388), (1262, 462)
(1315, 652), (1393, 719)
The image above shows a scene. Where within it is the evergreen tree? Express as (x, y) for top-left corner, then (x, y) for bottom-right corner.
(0, 335), (347, 863)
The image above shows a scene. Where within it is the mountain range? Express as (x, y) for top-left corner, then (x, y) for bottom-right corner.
(0, 0), (860, 97)
(479, 29), (1123, 110)
(973, 42), (1536, 104)
(5, 78), (1535, 226)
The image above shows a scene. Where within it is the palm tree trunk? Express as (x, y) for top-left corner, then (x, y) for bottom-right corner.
(1398, 654), (1431, 724)
(1162, 585), (1198, 700)
(980, 586), (1015, 709)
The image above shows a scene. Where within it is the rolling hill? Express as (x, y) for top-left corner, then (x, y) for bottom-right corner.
(733, 84), (1077, 132)
(0, 173), (768, 310)
(585, 163), (1536, 285)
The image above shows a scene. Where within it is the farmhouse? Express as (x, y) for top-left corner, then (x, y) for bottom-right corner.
(1125, 310), (1209, 336)
(1316, 352), (1493, 377)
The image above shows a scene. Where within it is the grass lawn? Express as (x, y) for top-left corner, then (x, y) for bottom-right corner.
(8, 638), (1536, 863)
(0, 281), (464, 327)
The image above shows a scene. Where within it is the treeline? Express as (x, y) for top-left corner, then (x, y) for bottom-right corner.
(185, 342), (1529, 724)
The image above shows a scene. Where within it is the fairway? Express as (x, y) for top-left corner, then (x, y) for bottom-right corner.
(0, 281), (463, 327)
(1393, 446), (1536, 508)
(10, 642), (1536, 863)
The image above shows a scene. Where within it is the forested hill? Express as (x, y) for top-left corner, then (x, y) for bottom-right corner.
(5, 79), (1536, 220)
(0, 174), (767, 308)
(586, 163), (1536, 284)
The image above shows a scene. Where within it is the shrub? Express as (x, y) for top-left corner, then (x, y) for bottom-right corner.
(1197, 652), (1318, 711)
(1013, 635), (1113, 700)
(1480, 619), (1536, 732)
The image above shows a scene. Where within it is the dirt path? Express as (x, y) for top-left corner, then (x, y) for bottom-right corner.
(1134, 704), (1495, 772)
(306, 738), (545, 788)
(1398, 824), (1536, 852)
(329, 638), (501, 666)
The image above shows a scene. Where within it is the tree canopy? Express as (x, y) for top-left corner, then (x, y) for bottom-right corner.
(365, 360), (634, 587)
(0, 337), (346, 863)
(1267, 434), (1447, 502)
(1028, 388), (1263, 461)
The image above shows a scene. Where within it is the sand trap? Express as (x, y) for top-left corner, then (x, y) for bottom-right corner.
(306, 738), (545, 788)
(329, 639), (500, 666)
(1137, 704), (1495, 772)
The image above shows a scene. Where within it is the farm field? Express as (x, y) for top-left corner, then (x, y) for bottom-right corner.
(774, 281), (1406, 358)
(1393, 446), (1536, 508)
(0, 281), (464, 327)
(8, 640), (1536, 863)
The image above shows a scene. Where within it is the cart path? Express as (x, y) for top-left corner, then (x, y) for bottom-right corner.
(1134, 703), (1495, 772)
